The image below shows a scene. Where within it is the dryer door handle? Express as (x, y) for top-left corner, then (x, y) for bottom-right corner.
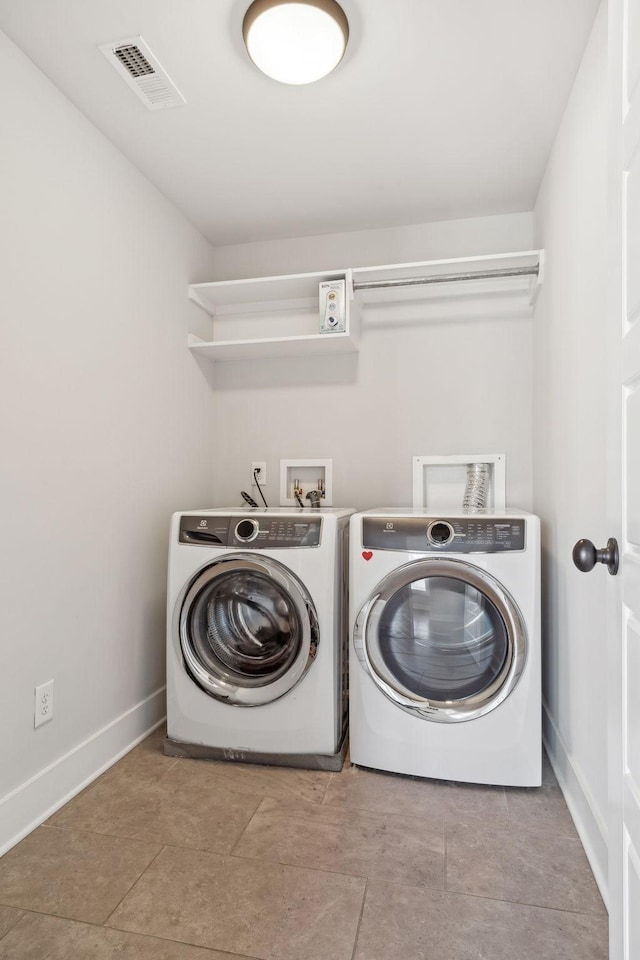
(572, 537), (619, 575)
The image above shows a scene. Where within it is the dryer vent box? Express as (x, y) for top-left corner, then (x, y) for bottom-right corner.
(412, 454), (506, 511)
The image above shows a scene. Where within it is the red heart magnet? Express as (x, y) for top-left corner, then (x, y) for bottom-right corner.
(362, 551), (373, 561)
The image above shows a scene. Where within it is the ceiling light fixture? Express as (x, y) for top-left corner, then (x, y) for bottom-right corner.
(242, 0), (349, 85)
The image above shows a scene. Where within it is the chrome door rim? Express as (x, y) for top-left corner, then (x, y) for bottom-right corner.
(176, 554), (319, 706)
(354, 558), (527, 723)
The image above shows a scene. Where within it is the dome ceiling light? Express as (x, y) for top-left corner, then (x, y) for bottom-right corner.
(242, 0), (349, 85)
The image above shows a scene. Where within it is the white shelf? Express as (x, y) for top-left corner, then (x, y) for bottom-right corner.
(187, 330), (358, 362)
(188, 268), (358, 362)
(188, 269), (349, 315)
(186, 251), (543, 363)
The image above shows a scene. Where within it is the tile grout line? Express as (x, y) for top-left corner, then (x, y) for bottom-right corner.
(320, 770), (334, 804)
(226, 795), (268, 857)
(0, 908), (26, 944)
(420, 884), (608, 919)
(349, 878), (368, 960)
(159, 841), (383, 885)
(34, 821), (166, 849)
(117, 915), (268, 960)
(100, 843), (168, 927)
(0, 908), (264, 960)
(223, 847), (374, 884)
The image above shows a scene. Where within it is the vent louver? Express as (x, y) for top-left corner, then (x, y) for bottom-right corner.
(114, 44), (154, 78)
(99, 36), (186, 110)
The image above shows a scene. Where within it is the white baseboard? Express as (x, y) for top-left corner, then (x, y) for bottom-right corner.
(0, 687), (166, 857)
(542, 700), (609, 909)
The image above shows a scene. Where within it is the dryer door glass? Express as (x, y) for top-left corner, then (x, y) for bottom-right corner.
(178, 556), (319, 706)
(377, 576), (508, 700)
(359, 559), (526, 722)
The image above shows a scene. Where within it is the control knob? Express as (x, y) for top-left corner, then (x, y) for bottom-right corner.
(427, 520), (454, 546)
(235, 518), (259, 542)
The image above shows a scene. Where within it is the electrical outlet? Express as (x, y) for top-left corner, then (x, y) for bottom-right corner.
(34, 679), (54, 728)
(251, 461), (267, 486)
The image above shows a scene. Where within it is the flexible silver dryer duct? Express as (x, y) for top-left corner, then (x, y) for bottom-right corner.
(463, 463), (490, 512)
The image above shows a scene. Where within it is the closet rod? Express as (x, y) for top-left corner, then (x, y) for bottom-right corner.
(352, 264), (539, 291)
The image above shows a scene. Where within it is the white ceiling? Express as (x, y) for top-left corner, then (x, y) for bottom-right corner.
(0, 0), (600, 247)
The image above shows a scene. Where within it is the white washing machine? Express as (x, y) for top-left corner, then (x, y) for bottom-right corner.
(166, 507), (353, 769)
(349, 509), (541, 786)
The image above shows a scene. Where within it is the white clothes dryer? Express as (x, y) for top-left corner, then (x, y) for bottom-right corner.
(349, 509), (541, 786)
(166, 507), (353, 770)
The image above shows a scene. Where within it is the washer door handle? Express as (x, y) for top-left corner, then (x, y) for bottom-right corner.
(572, 537), (619, 576)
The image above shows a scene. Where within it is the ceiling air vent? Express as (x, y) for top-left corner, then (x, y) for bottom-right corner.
(99, 36), (186, 110)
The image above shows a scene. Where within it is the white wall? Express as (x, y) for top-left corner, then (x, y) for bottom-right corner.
(0, 31), (215, 853)
(532, 2), (609, 899)
(209, 213), (534, 280)
(208, 214), (535, 511)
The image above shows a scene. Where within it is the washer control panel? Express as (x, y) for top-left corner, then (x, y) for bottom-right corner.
(179, 515), (322, 548)
(362, 517), (526, 553)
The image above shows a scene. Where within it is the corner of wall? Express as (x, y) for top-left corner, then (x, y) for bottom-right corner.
(542, 703), (609, 906)
(0, 690), (166, 856)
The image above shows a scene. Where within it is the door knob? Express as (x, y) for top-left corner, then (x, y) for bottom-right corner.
(572, 538), (619, 576)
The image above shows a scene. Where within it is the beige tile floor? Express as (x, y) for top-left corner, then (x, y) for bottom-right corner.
(0, 728), (608, 959)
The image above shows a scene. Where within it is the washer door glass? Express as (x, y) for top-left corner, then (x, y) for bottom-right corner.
(358, 559), (526, 722)
(179, 556), (318, 706)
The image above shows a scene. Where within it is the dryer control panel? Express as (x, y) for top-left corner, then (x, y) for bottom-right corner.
(362, 517), (526, 553)
(179, 515), (322, 548)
